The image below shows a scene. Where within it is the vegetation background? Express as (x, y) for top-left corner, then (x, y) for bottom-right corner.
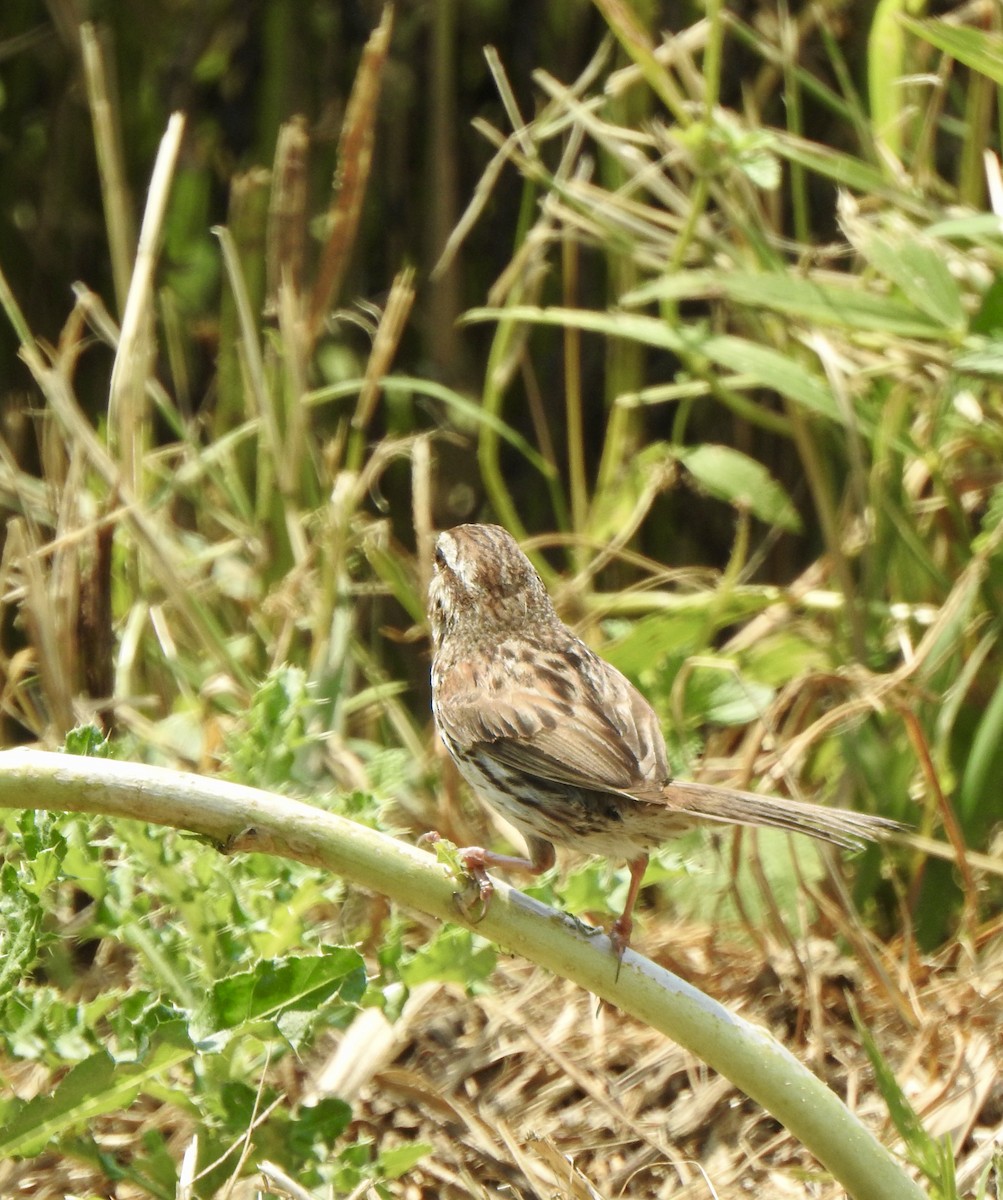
(0, 0), (1001, 1196)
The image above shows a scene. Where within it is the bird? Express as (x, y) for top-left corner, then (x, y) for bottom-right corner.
(426, 522), (899, 957)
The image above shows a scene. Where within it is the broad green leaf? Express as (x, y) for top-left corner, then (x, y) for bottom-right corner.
(604, 612), (707, 676)
(399, 927), (496, 989)
(971, 279), (1003, 336)
(678, 444), (802, 532)
(682, 665), (776, 726)
(741, 630), (831, 687)
(191, 949), (366, 1047)
(702, 335), (839, 423)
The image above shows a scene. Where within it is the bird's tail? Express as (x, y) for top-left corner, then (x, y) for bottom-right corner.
(662, 779), (901, 849)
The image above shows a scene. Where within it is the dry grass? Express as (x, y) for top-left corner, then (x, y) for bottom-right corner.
(3, 911), (1000, 1199)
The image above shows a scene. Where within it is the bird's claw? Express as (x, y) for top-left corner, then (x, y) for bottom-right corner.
(452, 847), (495, 923)
(419, 832), (495, 923)
(609, 916), (632, 982)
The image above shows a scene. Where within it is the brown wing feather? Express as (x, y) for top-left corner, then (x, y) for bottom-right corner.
(437, 686), (644, 792)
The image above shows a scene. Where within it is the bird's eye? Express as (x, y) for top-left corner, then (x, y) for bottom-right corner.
(434, 545), (446, 568)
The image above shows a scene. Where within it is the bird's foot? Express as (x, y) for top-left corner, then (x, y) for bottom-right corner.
(419, 832), (495, 922)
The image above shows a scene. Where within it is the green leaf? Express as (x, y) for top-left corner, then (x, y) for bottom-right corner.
(849, 999), (949, 1184)
(62, 724), (114, 757)
(307, 375), (557, 480)
(954, 340), (1003, 376)
(399, 927), (496, 989)
(902, 16), (1003, 86)
(678, 444), (802, 532)
(702, 336), (840, 426)
(926, 213), (1003, 242)
(682, 664), (776, 726)
(624, 271), (948, 339)
(365, 540), (426, 623)
(191, 949), (366, 1048)
(0, 1024), (193, 1158)
(603, 612), (706, 676)
(957, 675), (1003, 839)
(970, 279), (1003, 337)
(851, 231), (965, 331)
(466, 304), (857, 427)
(741, 630), (831, 687)
(378, 1141), (434, 1180)
(0, 812), (69, 1005)
(773, 133), (930, 211)
(588, 442), (676, 542)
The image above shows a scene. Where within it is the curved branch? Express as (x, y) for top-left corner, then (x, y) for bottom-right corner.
(0, 749), (925, 1200)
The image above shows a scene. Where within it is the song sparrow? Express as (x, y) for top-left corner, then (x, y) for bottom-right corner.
(427, 522), (898, 957)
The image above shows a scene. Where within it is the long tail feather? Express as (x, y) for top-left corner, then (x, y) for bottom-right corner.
(662, 780), (902, 849)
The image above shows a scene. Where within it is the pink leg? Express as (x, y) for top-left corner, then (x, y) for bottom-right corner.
(421, 833), (555, 919)
(610, 854), (649, 959)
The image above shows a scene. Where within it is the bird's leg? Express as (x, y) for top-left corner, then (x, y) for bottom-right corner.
(610, 854), (649, 960)
(420, 833), (556, 922)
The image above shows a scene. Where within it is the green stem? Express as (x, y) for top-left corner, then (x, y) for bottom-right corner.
(0, 750), (926, 1200)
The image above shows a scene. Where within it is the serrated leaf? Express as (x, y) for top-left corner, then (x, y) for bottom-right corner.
(62, 724), (114, 757)
(378, 1141), (434, 1179)
(191, 949), (366, 1047)
(0, 1023), (193, 1159)
(679, 444), (802, 532)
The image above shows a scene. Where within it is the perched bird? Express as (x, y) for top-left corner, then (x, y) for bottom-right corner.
(427, 522), (898, 957)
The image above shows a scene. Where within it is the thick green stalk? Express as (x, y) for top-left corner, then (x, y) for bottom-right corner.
(0, 750), (926, 1200)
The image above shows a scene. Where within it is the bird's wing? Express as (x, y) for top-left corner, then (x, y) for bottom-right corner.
(438, 684), (641, 791)
(436, 638), (673, 798)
